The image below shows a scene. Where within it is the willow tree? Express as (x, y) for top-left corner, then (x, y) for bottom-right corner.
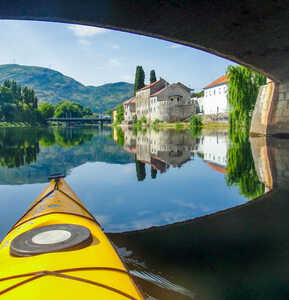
(226, 65), (266, 131)
(226, 130), (265, 200)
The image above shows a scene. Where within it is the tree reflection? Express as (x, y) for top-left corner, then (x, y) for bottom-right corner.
(0, 128), (40, 168)
(226, 129), (264, 199)
(0, 127), (94, 168)
(136, 158), (146, 181)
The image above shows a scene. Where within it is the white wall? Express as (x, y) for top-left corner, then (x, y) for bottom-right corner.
(197, 134), (228, 167)
(203, 83), (228, 114)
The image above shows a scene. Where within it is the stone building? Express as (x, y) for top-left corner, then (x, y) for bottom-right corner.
(127, 78), (195, 123)
(123, 96), (136, 124)
(123, 128), (196, 174)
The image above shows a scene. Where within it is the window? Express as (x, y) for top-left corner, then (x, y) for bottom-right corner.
(170, 98), (174, 101)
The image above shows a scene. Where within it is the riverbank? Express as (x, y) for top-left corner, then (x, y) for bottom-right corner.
(113, 120), (228, 131)
(0, 122), (42, 128)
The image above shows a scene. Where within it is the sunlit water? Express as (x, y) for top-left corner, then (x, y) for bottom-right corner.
(0, 126), (288, 299)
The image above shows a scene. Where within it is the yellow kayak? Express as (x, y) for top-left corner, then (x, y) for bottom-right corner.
(0, 176), (144, 299)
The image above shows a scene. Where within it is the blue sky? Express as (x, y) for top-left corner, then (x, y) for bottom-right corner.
(0, 20), (235, 91)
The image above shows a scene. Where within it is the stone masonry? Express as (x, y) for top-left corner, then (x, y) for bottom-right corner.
(133, 78), (195, 123)
(250, 80), (289, 136)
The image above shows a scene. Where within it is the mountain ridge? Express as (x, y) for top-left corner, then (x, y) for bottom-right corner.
(0, 64), (134, 112)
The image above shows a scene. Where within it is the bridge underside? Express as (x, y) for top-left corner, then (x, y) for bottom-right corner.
(1, 0), (289, 134)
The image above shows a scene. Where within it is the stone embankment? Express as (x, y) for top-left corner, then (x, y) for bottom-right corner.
(201, 113), (228, 123)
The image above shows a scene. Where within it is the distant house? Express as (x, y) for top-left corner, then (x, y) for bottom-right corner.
(112, 108), (117, 122)
(123, 97), (136, 124)
(202, 75), (229, 115)
(128, 77), (195, 123)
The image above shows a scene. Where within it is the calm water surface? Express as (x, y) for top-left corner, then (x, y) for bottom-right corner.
(0, 127), (288, 299)
(0, 127), (256, 237)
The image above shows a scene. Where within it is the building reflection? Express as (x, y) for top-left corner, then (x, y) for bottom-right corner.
(110, 135), (289, 300)
(119, 127), (230, 179)
(197, 129), (228, 174)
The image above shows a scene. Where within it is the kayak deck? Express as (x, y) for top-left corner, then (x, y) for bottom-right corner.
(0, 178), (144, 299)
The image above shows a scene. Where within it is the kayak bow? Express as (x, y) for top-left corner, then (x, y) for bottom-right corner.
(0, 177), (144, 299)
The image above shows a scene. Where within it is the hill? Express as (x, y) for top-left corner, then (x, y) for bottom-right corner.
(0, 64), (134, 112)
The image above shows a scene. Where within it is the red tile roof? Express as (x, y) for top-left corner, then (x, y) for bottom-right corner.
(176, 82), (191, 92)
(139, 79), (162, 91)
(151, 87), (166, 96)
(123, 96), (135, 104)
(204, 75), (228, 89)
(151, 82), (191, 97)
(206, 162), (227, 174)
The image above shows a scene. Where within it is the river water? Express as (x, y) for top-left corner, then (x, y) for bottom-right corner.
(0, 126), (288, 299)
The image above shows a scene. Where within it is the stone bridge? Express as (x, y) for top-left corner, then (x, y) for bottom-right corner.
(1, 1), (289, 135)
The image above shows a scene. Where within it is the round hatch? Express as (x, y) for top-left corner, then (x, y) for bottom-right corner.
(10, 224), (92, 257)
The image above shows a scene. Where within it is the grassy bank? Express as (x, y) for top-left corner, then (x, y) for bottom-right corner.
(202, 122), (228, 129)
(0, 122), (43, 128)
(157, 122), (190, 130)
(113, 118), (228, 131)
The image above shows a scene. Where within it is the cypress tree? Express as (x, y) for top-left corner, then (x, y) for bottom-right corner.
(135, 159), (146, 181)
(134, 66), (145, 95)
(150, 70), (157, 84)
(151, 167), (157, 179)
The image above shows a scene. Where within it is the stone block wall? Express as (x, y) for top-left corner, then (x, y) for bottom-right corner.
(136, 89), (150, 119)
(268, 82), (289, 135)
(250, 136), (289, 191)
(250, 81), (289, 136)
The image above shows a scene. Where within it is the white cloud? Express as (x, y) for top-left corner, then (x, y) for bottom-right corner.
(112, 44), (120, 49)
(169, 44), (182, 49)
(94, 214), (110, 226)
(68, 24), (108, 37)
(120, 75), (133, 82)
(108, 58), (121, 67)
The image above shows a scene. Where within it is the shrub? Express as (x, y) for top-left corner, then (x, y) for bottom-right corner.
(175, 123), (184, 130)
(190, 115), (203, 128)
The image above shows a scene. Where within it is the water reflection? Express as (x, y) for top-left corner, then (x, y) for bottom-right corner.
(0, 127), (134, 184)
(110, 133), (289, 300)
(116, 127), (265, 200)
(0, 126), (288, 299)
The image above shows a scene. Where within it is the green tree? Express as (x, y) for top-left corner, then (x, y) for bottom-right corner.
(226, 65), (266, 130)
(134, 66), (145, 95)
(191, 90), (204, 98)
(115, 127), (125, 146)
(132, 114), (137, 124)
(226, 130), (265, 199)
(150, 70), (157, 84)
(116, 104), (124, 123)
(0, 86), (16, 121)
(38, 102), (55, 121)
(54, 101), (82, 118)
